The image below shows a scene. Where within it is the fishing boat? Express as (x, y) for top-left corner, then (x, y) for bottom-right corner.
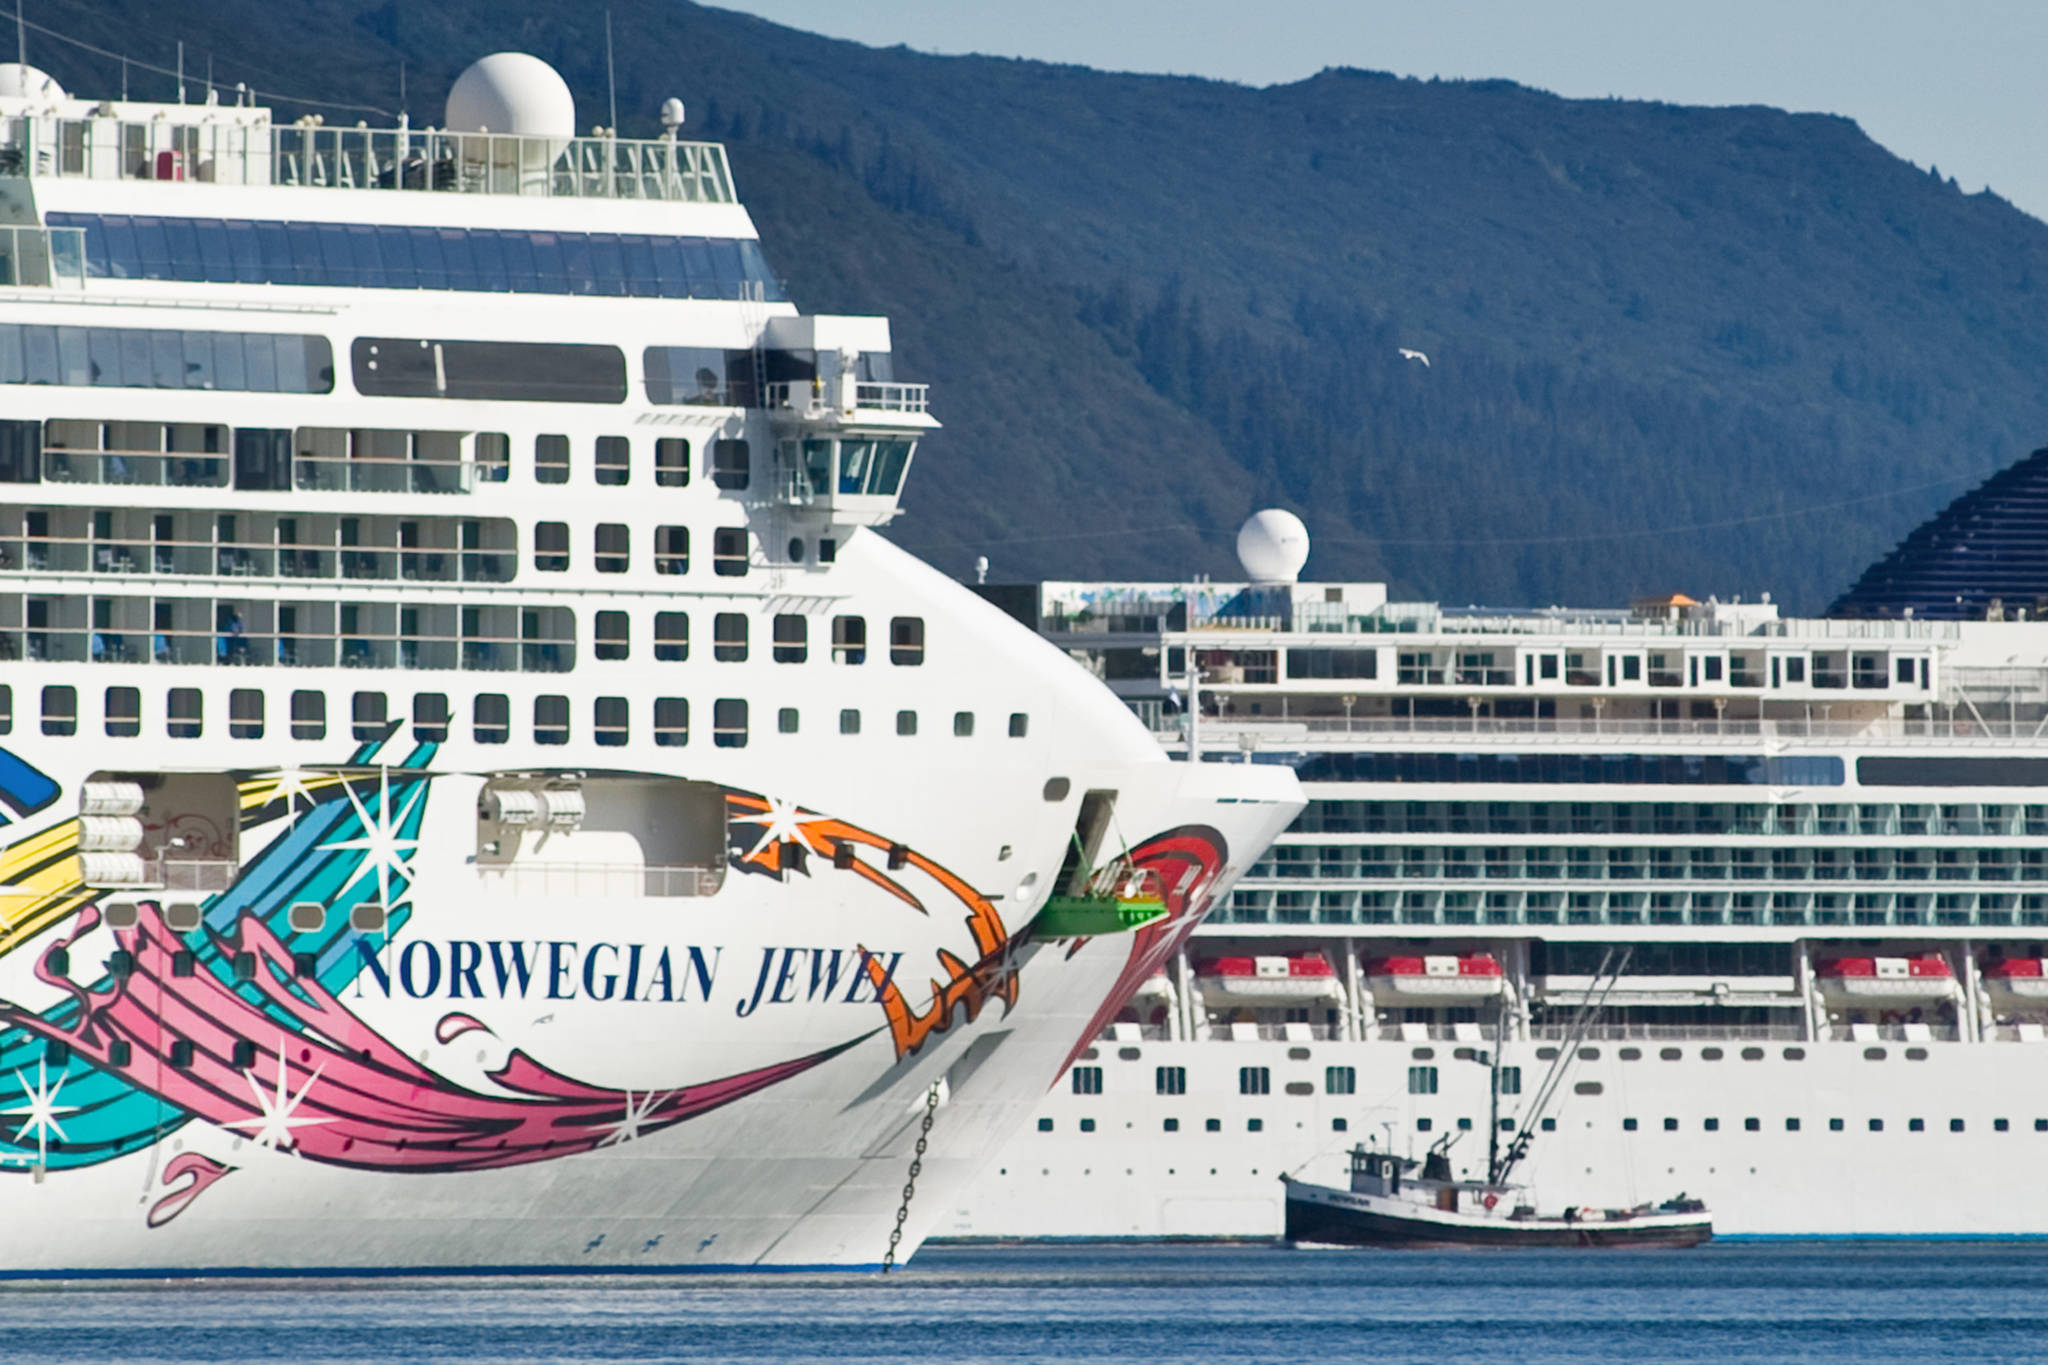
(1280, 1143), (1711, 1248)
(1279, 948), (1710, 1248)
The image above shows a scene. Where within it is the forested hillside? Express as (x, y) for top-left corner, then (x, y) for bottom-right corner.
(27, 0), (2048, 609)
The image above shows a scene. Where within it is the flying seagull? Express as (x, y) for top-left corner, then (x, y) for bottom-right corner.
(1398, 348), (1430, 367)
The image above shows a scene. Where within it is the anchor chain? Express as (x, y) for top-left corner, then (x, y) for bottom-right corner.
(880, 1082), (941, 1273)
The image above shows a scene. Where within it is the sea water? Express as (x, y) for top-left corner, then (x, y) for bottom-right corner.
(4, 1242), (2045, 1363)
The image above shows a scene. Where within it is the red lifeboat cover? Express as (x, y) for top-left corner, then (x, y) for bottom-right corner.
(1983, 959), (2047, 980)
(1814, 955), (1954, 979)
(1197, 955), (1334, 978)
(1362, 954), (1503, 977)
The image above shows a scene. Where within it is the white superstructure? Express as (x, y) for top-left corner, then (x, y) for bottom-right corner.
(949, 525), (2048, 1239)
(0, 59), (1304, 1273)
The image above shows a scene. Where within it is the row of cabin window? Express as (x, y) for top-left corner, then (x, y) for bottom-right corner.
(1075, 1065), (1359, 1097)
(0, 606), (921, 670)
(534, 524), (772, 576)
(9, 684), (1026, 747)
(0, 421), (740, 493)
(489, 434), (745, 489)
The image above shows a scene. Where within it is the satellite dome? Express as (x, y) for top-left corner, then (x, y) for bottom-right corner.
(445, 53), (574, 138)
(1236, 509), (1311, 584)
(0, 64), (67, 102)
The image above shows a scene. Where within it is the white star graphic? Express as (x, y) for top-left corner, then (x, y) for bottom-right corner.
(599, 1089), (674, 1146)
(319, 768), (425, 913)
(5, 1059), (75, 1165)
(730, 795), (819, 862)
(257, 767), (324, 826)
(225, 1043), (331, 1153)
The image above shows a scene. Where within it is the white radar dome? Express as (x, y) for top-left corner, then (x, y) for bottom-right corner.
(445, 53), (575, 138)
(0, 64), (67, 102)
(1236, 509), (1311, 584)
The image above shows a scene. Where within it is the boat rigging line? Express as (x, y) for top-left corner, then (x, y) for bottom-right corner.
(1490, 946), (1632, 1187)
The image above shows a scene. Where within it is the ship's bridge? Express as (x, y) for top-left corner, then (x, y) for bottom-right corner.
(758, 314), (937, 529)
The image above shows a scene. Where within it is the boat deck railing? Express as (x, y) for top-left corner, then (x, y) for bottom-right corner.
(1153, 714), (2048, 749)
(0, 114), (736, 204)
(474, 862), (723, 897)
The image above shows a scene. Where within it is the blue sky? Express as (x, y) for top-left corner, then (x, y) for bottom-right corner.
(716, 1), (2048, 221)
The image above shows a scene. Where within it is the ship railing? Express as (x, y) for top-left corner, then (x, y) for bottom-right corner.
(0, 621), (577, 674)
(1199, 1022), (1344, 1041)
(474, 862), (723, 898)
(83, 858), (239, 893)
(1528, 1022), (1808, 1042)
(0, 114), (737, 204)
(1990, 1024), (2048, 1042)
(1156, 715), (2048, 748)
(1824, 1023), (1961, 1043)
(1095, 1024), (1174, 1043)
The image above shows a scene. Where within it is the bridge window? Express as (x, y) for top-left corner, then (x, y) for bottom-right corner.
(712, 439), (750, 490)
(832, 615), (866, 665)
(713, 613), (748, 662)
(473, 693), (509, 745)
(594, 696), (628, 748)
(772, 614), (806, 664)
(653, 611), (688, 661)
(595, 611), (630, 660)
(889, 616), (924, 666)
(594, 436), (630, 486)
(654, 525), (688, 575)
(534, 694), (569, 746)
(713, 698), (747, 749)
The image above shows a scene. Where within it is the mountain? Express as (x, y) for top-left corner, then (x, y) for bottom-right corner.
(29, 0), (2048, 610)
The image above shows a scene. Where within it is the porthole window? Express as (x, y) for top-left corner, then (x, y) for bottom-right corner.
(350, 902), (387, 932)
(653, 697), (688, 747)
(167, 687), (202, 738)
(592, 696), (629, 747)
(534, 694), (569, 745)
(654, 525), (688, 575)
(772, 614), (807, 663)
(654, 437), (689, 487)
(534, 521), (569, 571)
(288, 902), (325, 933)
(474, 693), (510, 745)
(832, 615), (866, 664)
(413, 692), (450, 742)
(105, 685), (140, 737)
(654, 611), (689, 661)
(712, 526), (749, 576)
(839, 708), (860, 735)
(1663, 1117), (1678, 1131)
(535, 434), (569, 483)
(714, 613), (749, 662)
(229, 688), (264, 739)
(1043, 777), (1070, 801)
(777, 707), (799, 734)
(1786, 1117), (1801, 1131)
(593, 523), (629, 574)
(594, 435), (630, 486)
(713, 698), (748, 748)
(711, 438), (750, 490)
(896, 709), (917, 737)
(889, 616), (925, 665)
(787, 537), (804, 563)
(954, 711), (974, 737)
(1009, 712), (1028, 738)
(352, 690), (387, 741)
(40, 684), (75, 736)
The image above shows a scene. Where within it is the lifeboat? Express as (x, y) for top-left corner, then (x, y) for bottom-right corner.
(1363, 953), (1505, 1003)
(1196, 955), (1340, 1001)
(1980, 959), (2048, 1005)
(1813, 955), (1956, 1003)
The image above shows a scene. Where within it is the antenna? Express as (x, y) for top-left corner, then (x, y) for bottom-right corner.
(604, 10), (618, 135)
(14, 0), (23, 70)
(398, 59), (406, 119)
(176, 39), (184, 104)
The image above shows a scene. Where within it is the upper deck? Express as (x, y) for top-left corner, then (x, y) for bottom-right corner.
(1, 109), (736, 207)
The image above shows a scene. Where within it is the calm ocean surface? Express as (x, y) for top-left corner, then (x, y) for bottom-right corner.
(5, 1242), (2047, 1363)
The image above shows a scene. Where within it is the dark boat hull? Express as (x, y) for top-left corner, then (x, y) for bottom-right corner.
(1283, 1183), (1712, 1250)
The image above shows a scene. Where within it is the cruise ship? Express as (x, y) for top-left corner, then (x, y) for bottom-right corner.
(0, 55), (1304, 1273)
(948, 497), (2048, 1239)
